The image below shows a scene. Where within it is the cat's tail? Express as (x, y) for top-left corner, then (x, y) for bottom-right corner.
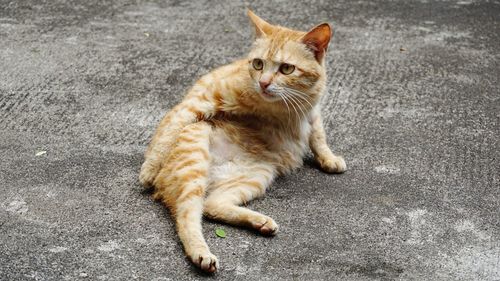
(153, 121), (218, 273)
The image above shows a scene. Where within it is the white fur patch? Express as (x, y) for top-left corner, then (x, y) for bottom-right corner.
(209, 128), (247, 182)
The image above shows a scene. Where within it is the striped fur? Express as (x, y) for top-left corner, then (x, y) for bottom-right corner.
(139, 10), (346, 273)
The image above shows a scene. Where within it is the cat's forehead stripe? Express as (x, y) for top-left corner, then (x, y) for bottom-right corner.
(263, 29), (286, 57)
(272, 50), (284, 62)
(262, 27), (305, 62)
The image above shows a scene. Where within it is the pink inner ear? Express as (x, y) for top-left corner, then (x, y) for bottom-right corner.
(302, 23), (331, 61)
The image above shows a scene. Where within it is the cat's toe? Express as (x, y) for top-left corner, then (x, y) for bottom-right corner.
(192, 252), (219, 273)
(251, 217), (279, 236)
(320, 156), (346, 174)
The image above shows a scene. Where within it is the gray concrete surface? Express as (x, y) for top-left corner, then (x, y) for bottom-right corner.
(1, 0), (499, 280)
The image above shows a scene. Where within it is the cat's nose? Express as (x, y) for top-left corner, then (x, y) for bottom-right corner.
(259, 80), (271, 90)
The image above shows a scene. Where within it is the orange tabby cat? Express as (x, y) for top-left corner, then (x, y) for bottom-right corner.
(139, 10), (346, 273)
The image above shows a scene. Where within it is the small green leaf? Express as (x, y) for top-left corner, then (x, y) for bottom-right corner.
(215, 228), (226, 238)
(35, 150), (47, 156)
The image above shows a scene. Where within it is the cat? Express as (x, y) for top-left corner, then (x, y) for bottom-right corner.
(139, 10), (346, 273)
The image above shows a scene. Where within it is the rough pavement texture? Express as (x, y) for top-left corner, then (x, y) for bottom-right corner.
(1, 0), (499, 280)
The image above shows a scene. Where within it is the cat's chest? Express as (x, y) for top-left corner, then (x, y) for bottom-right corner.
(260, 119), (311, 152)
(209, 117), (311, 162)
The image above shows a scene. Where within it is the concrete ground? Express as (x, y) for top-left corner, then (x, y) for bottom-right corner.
(1, 0), (499, 280)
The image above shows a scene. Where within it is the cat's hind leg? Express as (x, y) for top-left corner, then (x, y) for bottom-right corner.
(153, 121), (218, 273)
(203, 163), (278, 235)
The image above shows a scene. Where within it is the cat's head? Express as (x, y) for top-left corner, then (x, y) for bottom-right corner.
(246, 10), (331, 109)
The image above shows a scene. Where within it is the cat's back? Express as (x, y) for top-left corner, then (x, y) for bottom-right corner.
(196, 59), (249, 88)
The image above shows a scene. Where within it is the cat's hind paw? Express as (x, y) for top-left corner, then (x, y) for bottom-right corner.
(318, 155), (346, 174)
(191, 251), (219, 273)
(251, 216), (279, 236)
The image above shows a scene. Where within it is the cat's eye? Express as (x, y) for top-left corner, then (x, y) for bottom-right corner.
(252, 58), (264, 70)
(279, 63), (295, 75)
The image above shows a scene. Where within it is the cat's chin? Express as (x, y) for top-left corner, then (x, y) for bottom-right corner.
(260, 90), (281, 102)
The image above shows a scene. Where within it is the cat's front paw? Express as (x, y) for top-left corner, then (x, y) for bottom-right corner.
(190, 251), (219, 273)
(319, 156), (346, 174)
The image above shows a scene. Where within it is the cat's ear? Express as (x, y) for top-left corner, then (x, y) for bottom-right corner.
(247, 9), (273, 38)
(301, 23), (332, 62)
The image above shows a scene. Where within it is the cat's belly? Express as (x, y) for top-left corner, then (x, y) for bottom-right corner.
(208, 127), (250, 183)
(210, 128), (240, 164)
(208, 122), (309, 182)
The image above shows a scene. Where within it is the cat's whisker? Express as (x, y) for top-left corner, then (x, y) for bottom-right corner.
(276, 92), (292, 122)
(279, 90), (300, 120)
(277, 88), (303, 119)
(287, 92), (313, 112)
(283, 87), (314, 110)
(282, 91), (307, 120)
